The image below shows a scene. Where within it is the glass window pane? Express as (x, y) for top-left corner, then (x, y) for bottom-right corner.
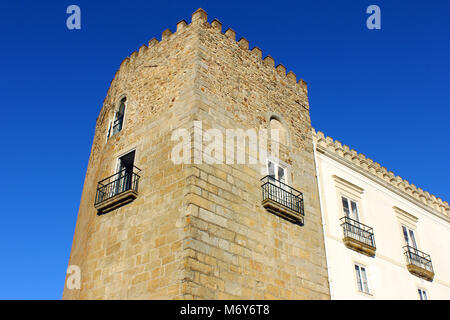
(402, 226), (409, 245)
(361, 267), (369, 293)
(355, 265), (363, 292)
(351, 201), (359, 221)
(112, 99), (126, 135)
(278, 166), (285, 183)
(409, 229), (418, 249)
(342, 197), (350, 217)
(268, 161), (275, 179)
(118, 99), (126, 117)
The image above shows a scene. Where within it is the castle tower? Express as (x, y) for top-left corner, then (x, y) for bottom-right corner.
(63, 9), (330, 299)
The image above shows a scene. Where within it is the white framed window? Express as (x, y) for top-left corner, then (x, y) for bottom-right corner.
(402, 225), (418, 249)
(342, 196), (360, 221)
(333, 176), (364, 222)
(418, 289), (428, 300)
(354, 264), (370, 294)
(267, 159), (287, 185)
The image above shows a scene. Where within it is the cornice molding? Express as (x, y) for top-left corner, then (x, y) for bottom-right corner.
(312, 128), (450, 223)
(333, 175), (364, 195)
(394, 206), (419, 228)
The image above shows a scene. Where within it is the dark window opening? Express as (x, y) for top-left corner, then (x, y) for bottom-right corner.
(116, 151), (135, 192)
(94, 150), (141, 213)
(111, 98), (126, 137)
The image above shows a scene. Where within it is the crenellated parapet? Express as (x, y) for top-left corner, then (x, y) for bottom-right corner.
(98, 7), (312, 127)
(312, 128), (450, 219)
(109, 8), (308, 99)
(97, 7), (313, 140)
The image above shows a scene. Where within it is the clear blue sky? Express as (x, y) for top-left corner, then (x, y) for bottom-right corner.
(0, 0), (448, 299)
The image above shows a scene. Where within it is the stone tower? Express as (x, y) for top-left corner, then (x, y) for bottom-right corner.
(63, 8), (330, 300)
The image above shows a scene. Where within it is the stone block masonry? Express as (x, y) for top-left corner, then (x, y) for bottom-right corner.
(63, 8), (330, 300)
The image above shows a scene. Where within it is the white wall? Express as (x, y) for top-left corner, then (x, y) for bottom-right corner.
(316, 151), (450, 300)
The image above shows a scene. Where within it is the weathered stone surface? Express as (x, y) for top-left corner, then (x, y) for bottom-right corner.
(63, 8), (330, 300)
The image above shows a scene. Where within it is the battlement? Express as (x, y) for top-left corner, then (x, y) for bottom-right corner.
(312, 128), (450, 220)
(115, 8), (308, 94)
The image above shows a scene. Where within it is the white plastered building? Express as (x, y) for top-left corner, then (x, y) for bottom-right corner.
(312, 129), (450, 300)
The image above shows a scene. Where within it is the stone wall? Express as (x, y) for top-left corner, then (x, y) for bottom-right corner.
(63, 8), (330, 300)
(179, 9), (329, 300)
(63, 14), (201, 299)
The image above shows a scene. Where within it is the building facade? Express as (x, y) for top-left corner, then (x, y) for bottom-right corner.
(313, 129), (450, 299)
(63, 8), (450, 300)
(63, 9), (330, 299)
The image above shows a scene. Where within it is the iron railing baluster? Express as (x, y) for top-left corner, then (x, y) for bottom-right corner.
(95, 166), (141, 206)
(403, 245), (434, 273)
(261, 176), (304, 217)
(340, 216), (376, 248)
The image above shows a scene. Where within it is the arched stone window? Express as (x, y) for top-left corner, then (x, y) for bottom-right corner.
(266, 115), (290, 186)
(269, 116), (287, 146)
(108, 97), (126, 138)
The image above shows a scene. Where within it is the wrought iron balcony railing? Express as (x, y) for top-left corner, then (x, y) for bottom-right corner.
(261, 176), (304, 224)
(94, 166), (141, 212)
(340, 216), (376, 248)
(404, 245), (434, 280)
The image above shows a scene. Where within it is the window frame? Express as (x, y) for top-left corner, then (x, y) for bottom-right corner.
(115, 149), (136, 173)
(332, 176), (365, 225)
(266, 155), (290, 192)
(402, 225), (418, 249)
(418, 288), (428, 300)
(107, 96), (127, 140)
(354, 263), (370, 295)
(267, 159), (288, 184)
(341, 196), (360, 222)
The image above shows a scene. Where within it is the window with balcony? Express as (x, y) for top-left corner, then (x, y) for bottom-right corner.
(332, 176), (375, 255)
(340, 196), (376, 256)
(355, 264), (370, 294)
(401, 226), (434, 281)
(261, 160), (304, 225)
(94, 151), (141, 214)
(393, 207), (433, 280)
(341, 216), (376, 257)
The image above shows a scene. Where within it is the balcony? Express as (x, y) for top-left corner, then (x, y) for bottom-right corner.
(404, 246), (434, 281)
(94, 166), (141, 214)
(340, 216), (376, 257)
(261, 176), (304, 225)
